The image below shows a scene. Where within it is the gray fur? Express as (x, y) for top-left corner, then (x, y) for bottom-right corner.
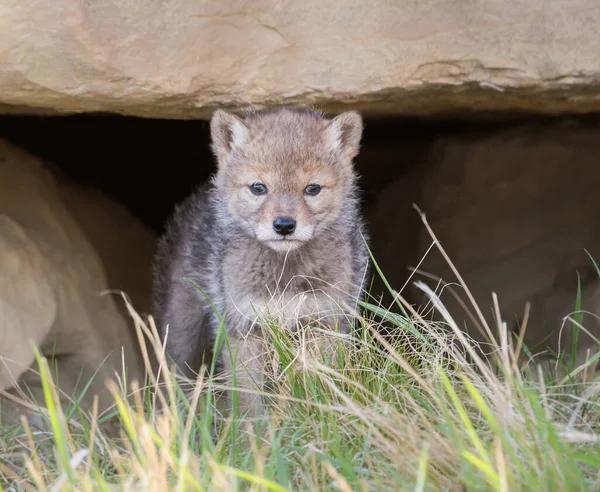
(153, 107), (369, 415)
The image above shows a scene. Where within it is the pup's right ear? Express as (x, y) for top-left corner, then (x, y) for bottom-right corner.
(210, 110), (249, 166)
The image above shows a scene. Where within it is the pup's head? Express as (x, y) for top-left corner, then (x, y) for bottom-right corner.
(210, 107), (363, 252)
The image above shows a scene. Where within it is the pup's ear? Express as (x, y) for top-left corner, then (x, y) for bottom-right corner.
(210, 110), (249, 166)
(324, 111), (363, 162)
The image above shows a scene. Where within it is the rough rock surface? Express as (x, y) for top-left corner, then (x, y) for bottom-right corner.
(1, 1), (600, 118)
(0, 140), (152, 423)
(370, 121), (600, 354)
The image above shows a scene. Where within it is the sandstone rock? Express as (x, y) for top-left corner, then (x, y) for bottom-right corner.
(370, 121), (600, 354)
(58, 179), (156, 315)
(0, 217), (56, 392)
(0, 140), (151, 423)
(1, 1), (600, 118)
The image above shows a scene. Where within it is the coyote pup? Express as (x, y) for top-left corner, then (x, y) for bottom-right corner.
(153, 107), (369, 415)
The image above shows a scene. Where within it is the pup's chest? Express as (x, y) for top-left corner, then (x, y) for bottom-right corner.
(228, 289), (346, 331)
(220, 245), (353, 330)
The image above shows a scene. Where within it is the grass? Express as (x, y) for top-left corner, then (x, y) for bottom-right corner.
(2, 225), (600, 491)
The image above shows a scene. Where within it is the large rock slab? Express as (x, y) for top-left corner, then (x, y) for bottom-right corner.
(1, 1), (600, 118)
(369, 121), (600, 354)
(0, 140), (152, 423)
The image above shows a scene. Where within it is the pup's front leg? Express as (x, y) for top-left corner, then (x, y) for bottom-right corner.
(220, 330), (266, 418)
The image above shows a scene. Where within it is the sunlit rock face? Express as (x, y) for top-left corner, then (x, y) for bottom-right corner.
(1, 1), (600, 118)
(0, 140), (152, 423)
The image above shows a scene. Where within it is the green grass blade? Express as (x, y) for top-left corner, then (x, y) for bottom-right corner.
(34, 349), (74, 483)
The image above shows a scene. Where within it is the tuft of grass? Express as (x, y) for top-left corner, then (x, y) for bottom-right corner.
(1, 289), (599, 491)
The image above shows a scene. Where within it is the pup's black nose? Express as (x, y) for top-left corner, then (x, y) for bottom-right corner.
(273, 216), (296, 236)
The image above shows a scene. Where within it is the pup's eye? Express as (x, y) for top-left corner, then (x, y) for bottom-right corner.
(304, 184), (322, 196)
(249, 182), (268, 196)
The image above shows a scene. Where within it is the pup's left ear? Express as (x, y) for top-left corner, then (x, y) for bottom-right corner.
(325, 111), (363, 162)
